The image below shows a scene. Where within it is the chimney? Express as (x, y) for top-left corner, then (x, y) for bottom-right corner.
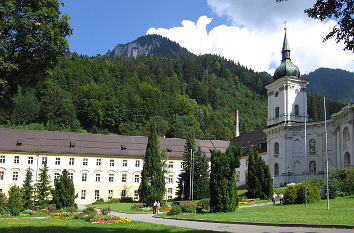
(235, 110), (240, 137)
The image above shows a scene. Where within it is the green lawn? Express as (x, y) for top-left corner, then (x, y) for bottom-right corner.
(89, 202), (144, 213)
(170, 195), (354, 226)
(0, 218), (214, 233)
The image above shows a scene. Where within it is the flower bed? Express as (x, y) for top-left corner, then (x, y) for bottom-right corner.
(90, 217), (131, 224)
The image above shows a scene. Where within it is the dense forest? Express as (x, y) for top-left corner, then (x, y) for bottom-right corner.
(0, 51), (345, 140)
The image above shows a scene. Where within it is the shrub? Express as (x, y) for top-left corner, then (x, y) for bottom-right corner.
(0, 193), (7, 211)
(331, 167), (354, 195)
(284, 182), (321, 204)
(171, 201), (180, 206)
(83, 207), (97, 218)
(120, 197), (133, 203)
(94, 198), (105, 204)
(168, 205), (182, 215)
(47, 204), (56, 212)
(108, 198), (120, 203)
(180, 201), (197, 213)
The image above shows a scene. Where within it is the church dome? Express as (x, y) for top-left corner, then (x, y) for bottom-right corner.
(274, 59), (300, 80)
(273, 28), (300, 81)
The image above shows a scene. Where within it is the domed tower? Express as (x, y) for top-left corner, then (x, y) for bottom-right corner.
(266, 28), (309, 127)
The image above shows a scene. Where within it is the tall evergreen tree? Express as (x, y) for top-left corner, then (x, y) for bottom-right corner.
(247, 151), (272, 199)
(176, 133), (196, 200)
(52, 169), (76, 209)
(210, 146), (241, 212)
(22, 168), (33, 209)
(7, 185), (23, 216)
(36, 161), (51, 208)
(138, 126), (165, 206)
(193, 147), (210, 200)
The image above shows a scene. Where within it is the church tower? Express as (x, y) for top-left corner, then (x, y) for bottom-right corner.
(266, 28), (309, 127)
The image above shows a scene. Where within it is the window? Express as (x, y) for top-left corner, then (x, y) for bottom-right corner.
(344, 152), (351, 168)
(123, 160), (127, 167)
(309, 139), (316, 155)
(110, 159), (114, 167)
(68, 173), (73, 180)
(168, 161), (173, 168)
(96, 159), (101, 166)
(83, 158), (88, 166)
(236, 171), (240, 182)
(122, 174), (127, 183)
(42, 157), (47, 165)
(0, 155), (5, 163)
(108, 190), (113, 199)
(55, 158), (60, 165)
(294, 104), (299, 116)
(0, 171), (4, 180)
(54, 173), (60, 179)
(275, 107), (280, 118)
(134, 190), (139, 201)
(135, 160), (140, 167)
(28, 156), (33, 164)
(168, 188), (173, 200)
(69, 158), (74, 165)
(81, 190), (86, 199)
(82, 173), (87, 182)
(309, 161), (316, 174)
(274, 163), (279, 176)
(95, 190), (99, 200)
(181, 162), (185, 169)
(168, 175), (173, 184)
(168, 188), (173, 194)
(96, 174), (101, 182)
(13, 171), (18, 181)
(275, 91), (279, 97)
(135, 174), (139, 183)
(14, 156), (19, 164)
(70, 141), (75, 149)
(274, 142), (279, 158)
(121, 190), (126, 198)
(109, 174), (114, 182)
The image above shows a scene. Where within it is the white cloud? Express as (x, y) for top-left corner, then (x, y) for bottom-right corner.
(147, 1), (353, 74)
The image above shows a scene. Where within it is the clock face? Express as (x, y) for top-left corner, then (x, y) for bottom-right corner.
(295, 89), (299, 94)
(275, 91), (279, 97)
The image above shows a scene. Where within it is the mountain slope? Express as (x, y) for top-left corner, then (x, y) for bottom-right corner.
(302, 68), (354, 104)
(106, 34), (191, 58)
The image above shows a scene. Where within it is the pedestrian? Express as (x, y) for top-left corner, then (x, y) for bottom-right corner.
(279, 192), (284, 204)
(157, 201), (161, 214)
(153, 200), (157, 214)
(272, 192), (277, 204)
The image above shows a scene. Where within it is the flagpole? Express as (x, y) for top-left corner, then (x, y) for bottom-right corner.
(304, 111), (308, 208)
(324, 97), (329, 210)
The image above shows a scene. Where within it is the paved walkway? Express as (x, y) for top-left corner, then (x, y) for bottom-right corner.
(78, 204), (354, 233)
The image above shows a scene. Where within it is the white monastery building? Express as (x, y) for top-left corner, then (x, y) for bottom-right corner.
(0, 29), (353, 204)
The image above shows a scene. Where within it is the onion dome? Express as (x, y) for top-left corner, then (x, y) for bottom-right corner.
(274, 28), (300, 80)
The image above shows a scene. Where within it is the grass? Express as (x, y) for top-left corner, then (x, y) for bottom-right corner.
(169, 195), (354, 226)
(89, 202), (143, 213)
(0, 217), (214, 233)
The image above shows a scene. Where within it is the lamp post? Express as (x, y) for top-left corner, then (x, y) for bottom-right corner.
(182, 181), (185, 201)
(287, 166), (290, 184)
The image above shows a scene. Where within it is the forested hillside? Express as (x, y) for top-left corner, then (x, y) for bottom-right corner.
(304, 68), (354, 104)
(0, 53), (276, 140)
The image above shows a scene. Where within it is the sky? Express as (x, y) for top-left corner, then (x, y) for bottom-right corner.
(61, 0), (353, 75)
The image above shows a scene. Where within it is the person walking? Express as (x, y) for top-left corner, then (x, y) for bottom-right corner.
(279, 192), (284, 204)
(272, 192), (277, 204)
(157, 201), (161, 214)
(153, 200), (157, 214)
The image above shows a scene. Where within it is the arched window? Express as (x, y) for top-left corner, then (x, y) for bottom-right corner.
(275, 107), (280, 118)
(343, 127), (349, 149)
(344, 152), (351, 168)
(274, 163), (279, 176)
(309, 161), (316, 174)
(294, 104), (299, 116)
(309, 139), (316, 155)
(274, 142), (279, 158)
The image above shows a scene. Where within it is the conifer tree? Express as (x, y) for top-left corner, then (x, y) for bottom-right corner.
(176, 133), (196, 200)
(193, 147), (210, 200)
(36, 161), (51, 208)
(138, 126), (165, 206)
(247, 152), (261, 198)
(52, 169), (76, 209)
(22, 168), (33, 209)
(210, 146), (241, 212)
(7, 185), (23, 216)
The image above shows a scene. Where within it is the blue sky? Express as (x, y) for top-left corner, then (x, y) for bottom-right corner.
(61, 0), (353, 74)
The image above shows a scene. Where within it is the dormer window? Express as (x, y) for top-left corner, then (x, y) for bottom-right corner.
(70, 141), (75, 149)
(121, 145), (127, 151)
(16, 139), (22, 147)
